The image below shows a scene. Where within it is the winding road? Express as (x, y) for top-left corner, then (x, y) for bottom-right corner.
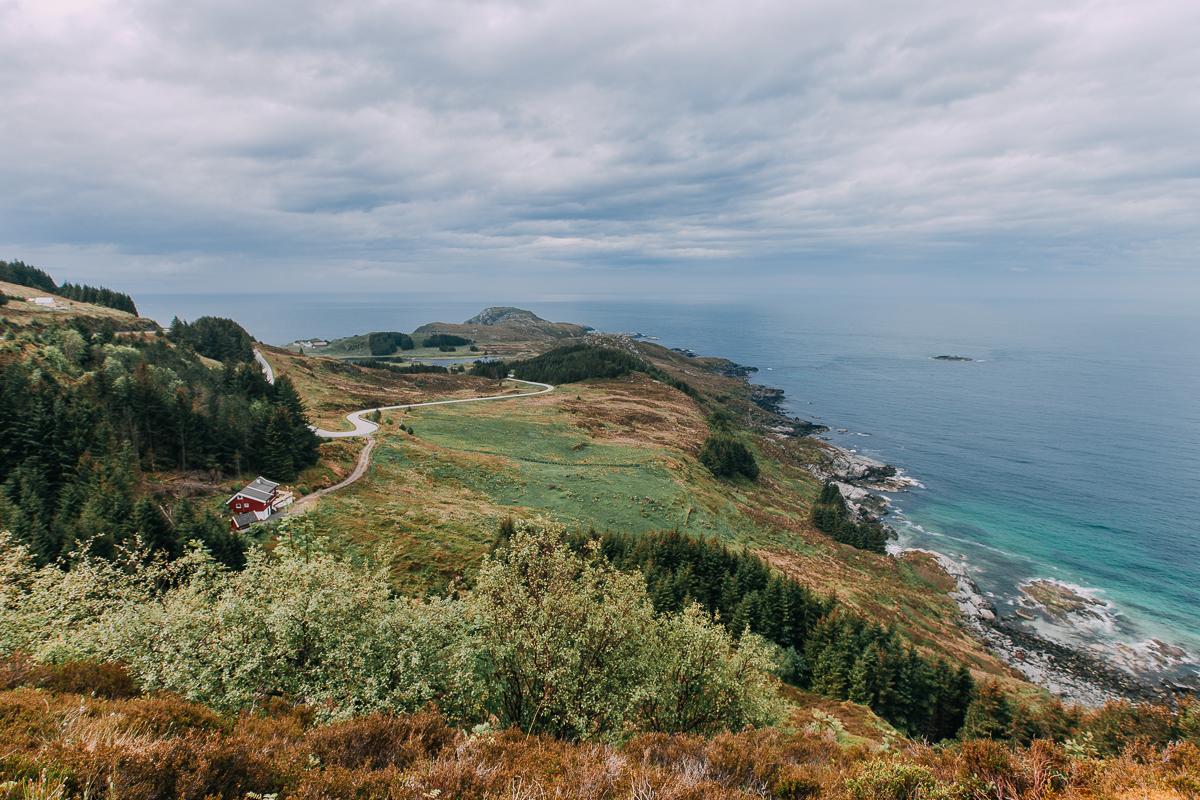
(253, 348), (553, 507)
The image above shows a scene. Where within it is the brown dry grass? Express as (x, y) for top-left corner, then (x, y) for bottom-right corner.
(1, 667), (1196, 800)
(558, 372), (710, 452)
(0, 280), (151, 329)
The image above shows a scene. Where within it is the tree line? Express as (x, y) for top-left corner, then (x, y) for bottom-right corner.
(555, 528), (974, 740)
(0, 260), (138, 315)
(0, 320), (319, 566)
(811, 481), (890, 553)
(56, 283), (138, 315)
(368, 331), (415, 355)
(421, 333), (471, 348)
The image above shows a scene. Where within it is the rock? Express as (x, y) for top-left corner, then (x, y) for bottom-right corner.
(932, 355), (974, 362)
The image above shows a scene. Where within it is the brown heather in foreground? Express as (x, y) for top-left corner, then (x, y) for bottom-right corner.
(1, 662), (1198, 800)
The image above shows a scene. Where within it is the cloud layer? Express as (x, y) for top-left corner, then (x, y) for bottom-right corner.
(1, 0), (1197, 296)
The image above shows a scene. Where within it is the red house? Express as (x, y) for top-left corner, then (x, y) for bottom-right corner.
(227, 476), (294, 531)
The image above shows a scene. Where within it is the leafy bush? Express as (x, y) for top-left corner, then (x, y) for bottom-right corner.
(0, 519), (783, 740)
(580, 529), (973, 741)
(845, 760), (945, 800)
(471, 519), (783, 740)
(700, 434), (760, 480)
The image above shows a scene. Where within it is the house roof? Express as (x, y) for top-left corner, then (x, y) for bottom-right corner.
(226, 476), (281, 505)
(231, 511), (259, 530)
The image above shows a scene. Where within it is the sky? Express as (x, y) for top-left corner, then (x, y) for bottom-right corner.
(1, 0), (1198, 301)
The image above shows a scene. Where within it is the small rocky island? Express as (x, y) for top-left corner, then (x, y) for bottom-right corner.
(932, 354), (974, 362)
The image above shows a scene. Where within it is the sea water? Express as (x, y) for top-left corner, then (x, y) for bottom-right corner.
(138, 292), (1200, 671)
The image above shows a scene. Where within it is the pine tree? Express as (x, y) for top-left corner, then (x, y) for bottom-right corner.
(262, 409), (297, 481)
(961, 681), (1012, 741)
(132, 496), (176, 557)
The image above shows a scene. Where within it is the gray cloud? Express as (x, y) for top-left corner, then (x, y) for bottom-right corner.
(0, 0), (1197, 297)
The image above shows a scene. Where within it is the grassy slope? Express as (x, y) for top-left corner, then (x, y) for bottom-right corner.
(0, 280), (154, 329)
(281, 347), (1024, 687)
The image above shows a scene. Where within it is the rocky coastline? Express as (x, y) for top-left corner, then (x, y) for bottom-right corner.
(721, 358), (1193, 707)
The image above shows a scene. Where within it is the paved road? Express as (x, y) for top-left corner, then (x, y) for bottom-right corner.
(252, 348), (554, 507)
(254, 348), (275, 384)
(311, 378), (554, 438)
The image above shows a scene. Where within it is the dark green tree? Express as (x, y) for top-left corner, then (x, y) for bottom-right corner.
(699, 434), (759, 480)
(961, 681), (1013, 740)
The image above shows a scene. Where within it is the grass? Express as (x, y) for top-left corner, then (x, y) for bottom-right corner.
(301, 375), (807, 590)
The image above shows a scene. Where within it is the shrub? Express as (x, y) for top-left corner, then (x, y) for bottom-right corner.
(471, 519), (784, 740)
(846, 760), (941, 800)
(1, 520), (782, 741)
(699, 434), (759, 480)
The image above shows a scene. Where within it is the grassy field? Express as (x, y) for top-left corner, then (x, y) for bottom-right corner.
(300, 375), (805, 589)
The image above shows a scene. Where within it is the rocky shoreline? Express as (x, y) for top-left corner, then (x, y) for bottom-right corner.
(723, 359), (1194, 706)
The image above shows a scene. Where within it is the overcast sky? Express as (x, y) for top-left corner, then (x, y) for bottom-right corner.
(1, 0), (1197, 300)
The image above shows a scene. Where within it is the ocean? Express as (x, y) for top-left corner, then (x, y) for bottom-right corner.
(138, 292), (1200, 675)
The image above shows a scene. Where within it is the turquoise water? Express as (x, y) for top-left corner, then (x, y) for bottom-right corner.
(139, 293), (1200, 666)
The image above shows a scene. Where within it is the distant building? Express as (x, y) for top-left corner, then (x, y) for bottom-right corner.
(29, 297), (57, 307)
(226, 476), (294, 530)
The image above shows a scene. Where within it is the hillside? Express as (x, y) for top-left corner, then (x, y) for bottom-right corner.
(3, 296), (1198, 799)
(0, 280), (155, 330)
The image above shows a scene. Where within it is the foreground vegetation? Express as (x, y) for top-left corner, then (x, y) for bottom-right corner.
(0, 519), (781, 739)
(0, 678), (1197, 800)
